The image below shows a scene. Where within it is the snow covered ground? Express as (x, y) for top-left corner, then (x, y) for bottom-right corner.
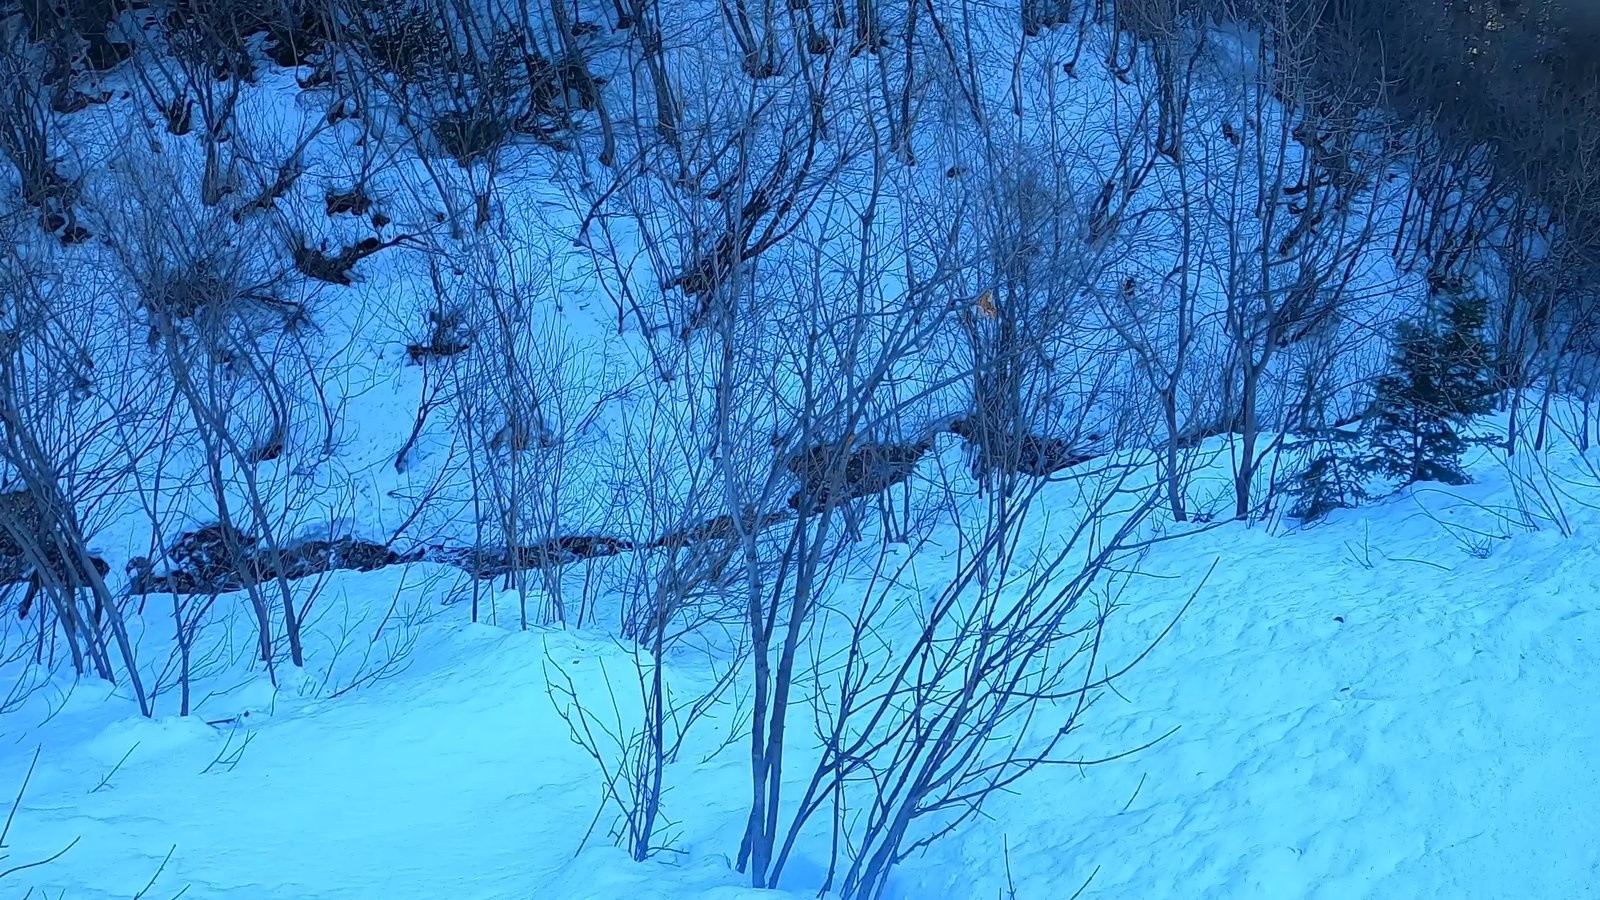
(2, 5), (1595, 897)
(3, 426), (1597, 900)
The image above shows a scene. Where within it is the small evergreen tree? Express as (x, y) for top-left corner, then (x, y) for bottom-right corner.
(1284, 422), (1369, 522)
(1362, 285), (1495, 487)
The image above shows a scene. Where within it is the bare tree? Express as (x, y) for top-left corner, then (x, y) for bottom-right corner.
(86, 138), (342, 679)
(1202, 0), (1396, 519)
(0, 220), (150, 712)
(786, 454), (1187, 900)
(446, 224), (621, 628)
(548, 384), (748, 861)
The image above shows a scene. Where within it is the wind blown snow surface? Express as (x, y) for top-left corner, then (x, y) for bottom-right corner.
(2, 425), (1597, 900)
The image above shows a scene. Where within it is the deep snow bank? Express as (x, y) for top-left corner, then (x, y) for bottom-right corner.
(2, 426), (1597, 900)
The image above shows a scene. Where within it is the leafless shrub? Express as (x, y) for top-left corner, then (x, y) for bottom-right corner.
(769, 459), (1188, 900)
(0, 23), (85, 243)
(548, 388), (752, 860)
(345, 2), (453, 84)
(405, 303), (472, 364)
(0, 221), (151, 711)
(446, 226), (619, 629)
(84, 145), (353, 682)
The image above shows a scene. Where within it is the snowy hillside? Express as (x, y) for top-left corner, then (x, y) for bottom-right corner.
(3, 424), (1598, 899)
(3, 0), (1599, 898)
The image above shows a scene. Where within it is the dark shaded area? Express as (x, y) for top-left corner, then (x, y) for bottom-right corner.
(432, 536), (636, 581)
(292, 236), (407, 286)
(128, 415), (1106, 594)
(127, 525), (414, 595)
(1304, 0), (1600, 254)
(0, 489), (111, 618)
(405, 306), (472, 363)
(784, 436), (934, 512)
(948, 417), (1100, 478)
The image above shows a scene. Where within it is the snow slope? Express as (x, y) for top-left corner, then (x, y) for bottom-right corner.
(5, 9), (1425, 570)
(3, 423), (1597, 900)
(1, 5), (1592, 898)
